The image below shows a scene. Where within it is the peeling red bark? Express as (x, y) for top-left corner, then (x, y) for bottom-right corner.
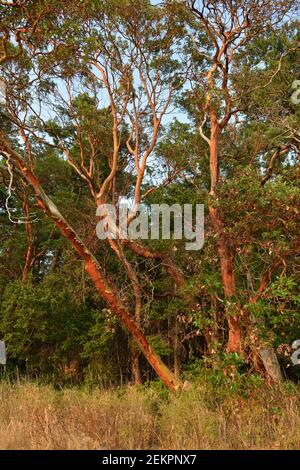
(0, 133), (183, 391)
(208, 111), (242, 354)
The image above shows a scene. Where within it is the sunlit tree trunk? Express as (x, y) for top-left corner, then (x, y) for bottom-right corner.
(0, 133), (183, 391)
(208, 110), (243, 353)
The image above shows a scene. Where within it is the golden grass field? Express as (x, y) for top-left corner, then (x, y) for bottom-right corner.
(0, 379), (300, 450)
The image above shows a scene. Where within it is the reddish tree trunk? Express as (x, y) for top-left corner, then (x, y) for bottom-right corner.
(208, 113), (281, 373)
(208, 110), (243, 354)
(0, 135), (183, 391)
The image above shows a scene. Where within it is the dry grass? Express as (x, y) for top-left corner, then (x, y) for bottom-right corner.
(158, 384), (300, 449)
(0, 380), (299, 449)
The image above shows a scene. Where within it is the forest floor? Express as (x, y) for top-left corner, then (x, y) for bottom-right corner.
(0, 378), (300, 450)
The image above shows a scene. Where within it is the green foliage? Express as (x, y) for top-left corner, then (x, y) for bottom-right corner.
(0, 0), (299, 389)
(0, 275), (127, 385)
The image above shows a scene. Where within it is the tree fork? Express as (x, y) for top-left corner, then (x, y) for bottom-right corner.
(0, 135), (183, 391)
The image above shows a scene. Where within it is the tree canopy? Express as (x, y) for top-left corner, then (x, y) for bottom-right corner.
(0, 0), (299, 389)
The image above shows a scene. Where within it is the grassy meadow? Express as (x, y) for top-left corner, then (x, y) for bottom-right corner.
(0, 377), (299, 450)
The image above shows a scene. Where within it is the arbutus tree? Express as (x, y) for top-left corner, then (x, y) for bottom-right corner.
(1, 0), (211, 383)
(0, 0), (185, 390)
(1, 0), (299, 387)
(174, 0), (299, 380)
